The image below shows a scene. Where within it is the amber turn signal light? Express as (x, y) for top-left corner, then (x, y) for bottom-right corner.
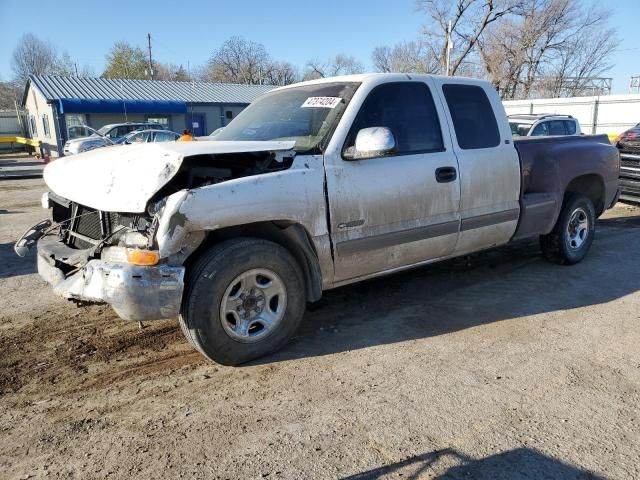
(126, 249), (160, 266)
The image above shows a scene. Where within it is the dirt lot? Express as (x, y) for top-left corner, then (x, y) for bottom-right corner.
(1, 176), (639, 479)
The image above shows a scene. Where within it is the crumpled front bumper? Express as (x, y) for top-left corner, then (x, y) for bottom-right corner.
(37, 237), (185, 321)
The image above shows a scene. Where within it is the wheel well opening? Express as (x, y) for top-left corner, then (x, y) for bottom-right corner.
(184, 221), (323, 303)
(565, 174), (605, 215)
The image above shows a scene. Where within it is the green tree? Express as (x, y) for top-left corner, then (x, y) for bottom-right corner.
(102, 41), (148, 79)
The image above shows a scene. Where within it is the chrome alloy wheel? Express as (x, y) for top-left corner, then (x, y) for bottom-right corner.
(566, 207), (589, 250)
(220, 268), (287, 343)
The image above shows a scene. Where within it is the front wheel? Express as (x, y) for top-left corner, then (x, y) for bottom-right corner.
(179, 238), (306, 365)
(540, 193), (596, 265)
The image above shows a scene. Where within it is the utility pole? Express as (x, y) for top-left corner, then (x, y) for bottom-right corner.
(147, 33), (154, 80)
(445, 20), (452, 76)
(74, 62), (79, 77)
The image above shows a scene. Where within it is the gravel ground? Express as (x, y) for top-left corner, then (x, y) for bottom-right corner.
(1, 176), (639, 479)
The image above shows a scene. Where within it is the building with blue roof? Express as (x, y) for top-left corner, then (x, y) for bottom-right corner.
(22, 75), (274, 156)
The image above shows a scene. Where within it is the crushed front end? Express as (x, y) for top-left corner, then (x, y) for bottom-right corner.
(29, 192), (184, 321)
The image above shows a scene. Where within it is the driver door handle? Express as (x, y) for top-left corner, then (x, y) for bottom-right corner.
(435, 166), (457, 183)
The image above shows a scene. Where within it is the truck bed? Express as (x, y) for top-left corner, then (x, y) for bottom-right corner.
(512, 134), (620, 240)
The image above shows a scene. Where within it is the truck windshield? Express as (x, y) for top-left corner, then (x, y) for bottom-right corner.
(214, 82), (360, 153)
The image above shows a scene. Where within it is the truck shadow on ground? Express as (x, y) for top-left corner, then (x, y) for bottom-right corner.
(0, 242), (36, 279)
(340, 447), (604, 479)
(0, 160), (43, 168)
(259, 214), (640, 364)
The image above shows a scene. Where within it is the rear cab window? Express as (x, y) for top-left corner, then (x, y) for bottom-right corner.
(564, 120), (577, 135)
(343, 82), (444, 157)
(548, 121), (566, 135)
(531, 122), (549, 136)
(442, 84), (500, 149)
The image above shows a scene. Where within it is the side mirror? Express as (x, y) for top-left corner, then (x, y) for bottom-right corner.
(344, 127), (397, 160)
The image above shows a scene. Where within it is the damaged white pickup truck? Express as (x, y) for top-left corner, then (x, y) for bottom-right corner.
(16, 74), (620, 365)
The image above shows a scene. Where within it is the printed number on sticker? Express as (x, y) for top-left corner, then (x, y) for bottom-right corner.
(301, 97), (342, 108)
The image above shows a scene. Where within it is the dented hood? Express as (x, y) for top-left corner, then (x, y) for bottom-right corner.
(44, 140), (296, 213)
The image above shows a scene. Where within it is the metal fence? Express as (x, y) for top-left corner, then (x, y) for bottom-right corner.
(503, 94), (640, 135)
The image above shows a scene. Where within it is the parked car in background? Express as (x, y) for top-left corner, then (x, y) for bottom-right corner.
(115, 129), (180, 145)
(63, 122), (166, 155)
(98, 122), (167, 141)
(67, 125), (100, 140)
(614, 122), (640, 203)
(509, 114), (582, 137)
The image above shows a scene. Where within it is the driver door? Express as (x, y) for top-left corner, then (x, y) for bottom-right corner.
(324, 80), (461, 283)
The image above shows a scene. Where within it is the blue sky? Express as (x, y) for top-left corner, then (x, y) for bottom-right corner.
(0, 0), (637, 93)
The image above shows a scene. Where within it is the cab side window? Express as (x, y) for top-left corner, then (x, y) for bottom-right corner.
(442, 84), (500, 149)
(343, 82), (444, 156)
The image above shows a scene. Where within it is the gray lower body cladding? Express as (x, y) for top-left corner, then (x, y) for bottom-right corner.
(37, 235), (184, 321)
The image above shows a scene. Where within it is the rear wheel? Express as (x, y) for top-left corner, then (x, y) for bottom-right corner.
(179, 238), (306, 365)
(540, 193), (595, 265)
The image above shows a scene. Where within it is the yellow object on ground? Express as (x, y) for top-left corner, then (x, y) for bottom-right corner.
(0, 137), (41, 147)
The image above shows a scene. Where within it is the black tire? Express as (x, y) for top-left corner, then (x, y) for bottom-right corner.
(540, 193), (596, 265)
(179, 238), (306, 365)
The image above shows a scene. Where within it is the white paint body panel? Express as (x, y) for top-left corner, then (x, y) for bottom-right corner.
(44, 140), (295, 213)
(323, 76), (462, 281)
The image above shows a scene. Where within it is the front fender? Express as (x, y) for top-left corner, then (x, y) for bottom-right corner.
(155, 155), (328, 262)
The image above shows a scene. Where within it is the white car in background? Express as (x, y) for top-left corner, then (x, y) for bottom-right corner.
(67, 125), (101, 140)
(115, 129), (180, 145)
(63, 122), (166, 155)
(509, 114), (582, 137)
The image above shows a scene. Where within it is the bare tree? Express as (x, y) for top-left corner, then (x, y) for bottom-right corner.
(371, 46), (393, 73)
(205, 36), (272, 84)
(11, 33), (94, 84)
(479, 0), (617, 99)
(0, 80), (22, 110)
(264, 61), (299, 86)
(155, 63), (192, 82)
(303, 54), (364, 80)
(11, 33), (58, 85)
(53, 51), (76, 76)
(372, 41), (439, 73)
(78, 64), (96, 77)
(535, 4), (616, 97)
(416, 0), (521, 75)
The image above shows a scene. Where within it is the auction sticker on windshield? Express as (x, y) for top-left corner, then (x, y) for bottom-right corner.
(301, 97), (342, 108)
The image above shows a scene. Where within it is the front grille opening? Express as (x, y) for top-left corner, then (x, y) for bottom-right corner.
(48, 196), (150, 251)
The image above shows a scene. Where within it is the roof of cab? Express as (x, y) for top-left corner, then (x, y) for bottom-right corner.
(269, 72), (493, 92)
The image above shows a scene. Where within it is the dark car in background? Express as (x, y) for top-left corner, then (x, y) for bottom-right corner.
(615, 123), (640, 203)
